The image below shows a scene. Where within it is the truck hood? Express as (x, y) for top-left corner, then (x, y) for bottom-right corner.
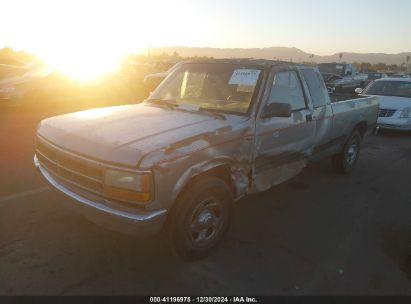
(376, 95), (411, 110)
(37, 103), (231, 167)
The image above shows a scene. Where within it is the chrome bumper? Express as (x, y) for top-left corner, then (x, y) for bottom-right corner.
(377, 118), (411, 131)
(34, 155), (167, 237)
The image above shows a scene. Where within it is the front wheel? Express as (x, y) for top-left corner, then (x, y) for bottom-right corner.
(165, 176), (233, 261)
(332, 130), (362, 174)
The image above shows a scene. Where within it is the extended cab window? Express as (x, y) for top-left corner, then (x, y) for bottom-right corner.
(268, 71), (306, 111)
(301, 69), (329, 108)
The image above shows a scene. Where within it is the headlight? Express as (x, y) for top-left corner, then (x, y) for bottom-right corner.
(104, 169), (152, 203)
(400, 107), (411, 118)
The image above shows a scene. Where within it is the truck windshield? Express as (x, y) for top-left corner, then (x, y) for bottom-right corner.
(318, 64), (345, 76)
(363, 81), (411, 98)
(148, 63), (263, 115)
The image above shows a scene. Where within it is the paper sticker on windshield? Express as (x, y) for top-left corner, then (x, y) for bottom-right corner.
(229, 69), (260, 86)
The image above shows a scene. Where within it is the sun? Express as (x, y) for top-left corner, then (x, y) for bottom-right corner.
(43, 49), (124, 81)
(13, 0), (212, 81)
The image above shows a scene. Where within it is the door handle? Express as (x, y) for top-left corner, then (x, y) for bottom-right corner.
(306, 114), (313, 122)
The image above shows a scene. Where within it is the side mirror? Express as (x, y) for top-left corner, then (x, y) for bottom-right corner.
(354, 88), (363, 94)
(262, 102), (292, 119)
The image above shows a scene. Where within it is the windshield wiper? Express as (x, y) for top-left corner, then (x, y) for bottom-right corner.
(148, 99), (226, 120)
(147, 98), (177, 110)
(198, 107), (226, 120)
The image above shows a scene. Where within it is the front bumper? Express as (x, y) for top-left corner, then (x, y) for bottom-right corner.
(34, 155), (167, 237)
(377, 117), (411, 131)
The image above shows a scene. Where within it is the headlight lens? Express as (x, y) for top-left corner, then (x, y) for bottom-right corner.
(400, 107), (411, 118)
(104, 169), (152, 203)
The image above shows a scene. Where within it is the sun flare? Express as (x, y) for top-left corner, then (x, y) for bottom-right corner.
(5, 0), (212, 81)
(43, 50), (123, 81)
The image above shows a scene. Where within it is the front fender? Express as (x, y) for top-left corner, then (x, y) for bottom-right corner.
(169, 156), (250, 204)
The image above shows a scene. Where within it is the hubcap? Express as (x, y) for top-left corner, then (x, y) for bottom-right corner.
(189, 198), (224, 246)
(346, 142), (358, 166)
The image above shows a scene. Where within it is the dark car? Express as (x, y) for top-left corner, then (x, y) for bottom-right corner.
(364, 72), (387, 85)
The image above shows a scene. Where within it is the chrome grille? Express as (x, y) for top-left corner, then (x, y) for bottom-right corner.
(379, 108), (396, 118)
(36, 136), (105, 196)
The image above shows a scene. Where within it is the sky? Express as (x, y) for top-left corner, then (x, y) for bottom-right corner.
(1, 0), (410, 59)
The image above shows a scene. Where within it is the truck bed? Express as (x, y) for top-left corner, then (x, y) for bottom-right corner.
(330, 93), (365, 103)
(329, 95), (379, 141)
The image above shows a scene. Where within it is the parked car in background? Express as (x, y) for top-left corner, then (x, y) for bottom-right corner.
(0, 61), (134, 114)
(0, 63), (56, 107)
(319, 63), (367, 93)
(0, 64), (27, 81)
(35, 60), (379, 259)
(358, 78), (411, 131)
(365, 72), (387, 85)
(390, 73), (411, 78)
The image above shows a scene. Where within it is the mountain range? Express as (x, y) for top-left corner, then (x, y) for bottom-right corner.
(150, 46), (411, 65)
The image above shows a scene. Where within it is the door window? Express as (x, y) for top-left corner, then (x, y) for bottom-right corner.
(268, 71), (306, 111)
(301, 69), (329, 108)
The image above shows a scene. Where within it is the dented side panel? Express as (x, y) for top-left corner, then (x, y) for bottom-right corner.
(138, 116), (255, 209)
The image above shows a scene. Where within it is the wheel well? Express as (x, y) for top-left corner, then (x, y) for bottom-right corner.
(204, 165), (234, 193)
(354, 121), (367, 138)
(176, 165), (234, 203)
(166, 165), (235, 226)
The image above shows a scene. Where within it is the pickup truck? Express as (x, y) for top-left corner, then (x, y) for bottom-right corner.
(34, 60), (379, 260)
(319, 63), (368, 93)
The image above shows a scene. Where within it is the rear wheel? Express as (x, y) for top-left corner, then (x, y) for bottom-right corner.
(332, 130), (362, 174)
(165, 176), (233, 261)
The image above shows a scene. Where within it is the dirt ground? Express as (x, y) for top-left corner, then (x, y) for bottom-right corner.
(1, 109), (411, 295)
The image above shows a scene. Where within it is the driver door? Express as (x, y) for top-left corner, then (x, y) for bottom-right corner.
(251, 69), (316, 192)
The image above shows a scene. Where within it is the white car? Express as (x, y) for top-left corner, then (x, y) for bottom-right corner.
(360, 78), (411, 131)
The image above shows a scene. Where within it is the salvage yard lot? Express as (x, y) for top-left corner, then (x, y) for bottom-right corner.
(1, 109), (411, 295)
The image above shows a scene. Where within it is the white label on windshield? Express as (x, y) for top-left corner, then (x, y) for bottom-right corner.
(336, 65), (344, 70)
(229, 69), (261, 86)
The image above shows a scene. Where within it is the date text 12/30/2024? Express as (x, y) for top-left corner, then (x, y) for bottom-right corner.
(150, 297), (258, 303)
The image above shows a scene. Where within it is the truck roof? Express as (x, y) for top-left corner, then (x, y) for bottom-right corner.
(183, 58), (310, 70)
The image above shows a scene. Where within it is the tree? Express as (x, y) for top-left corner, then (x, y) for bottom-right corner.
(339, 53), (343, 62)
(406, 55), (410, 64)
(359, 62), (372, 71)
(388, 64), (399, 71)
(374, 62), (387, 71)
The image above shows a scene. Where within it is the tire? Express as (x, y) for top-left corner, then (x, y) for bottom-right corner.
(165, 175), (233, 261)
(332, 130), (362, 174)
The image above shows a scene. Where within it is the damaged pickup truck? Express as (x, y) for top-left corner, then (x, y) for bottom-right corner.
(34, 60), (379, 260)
